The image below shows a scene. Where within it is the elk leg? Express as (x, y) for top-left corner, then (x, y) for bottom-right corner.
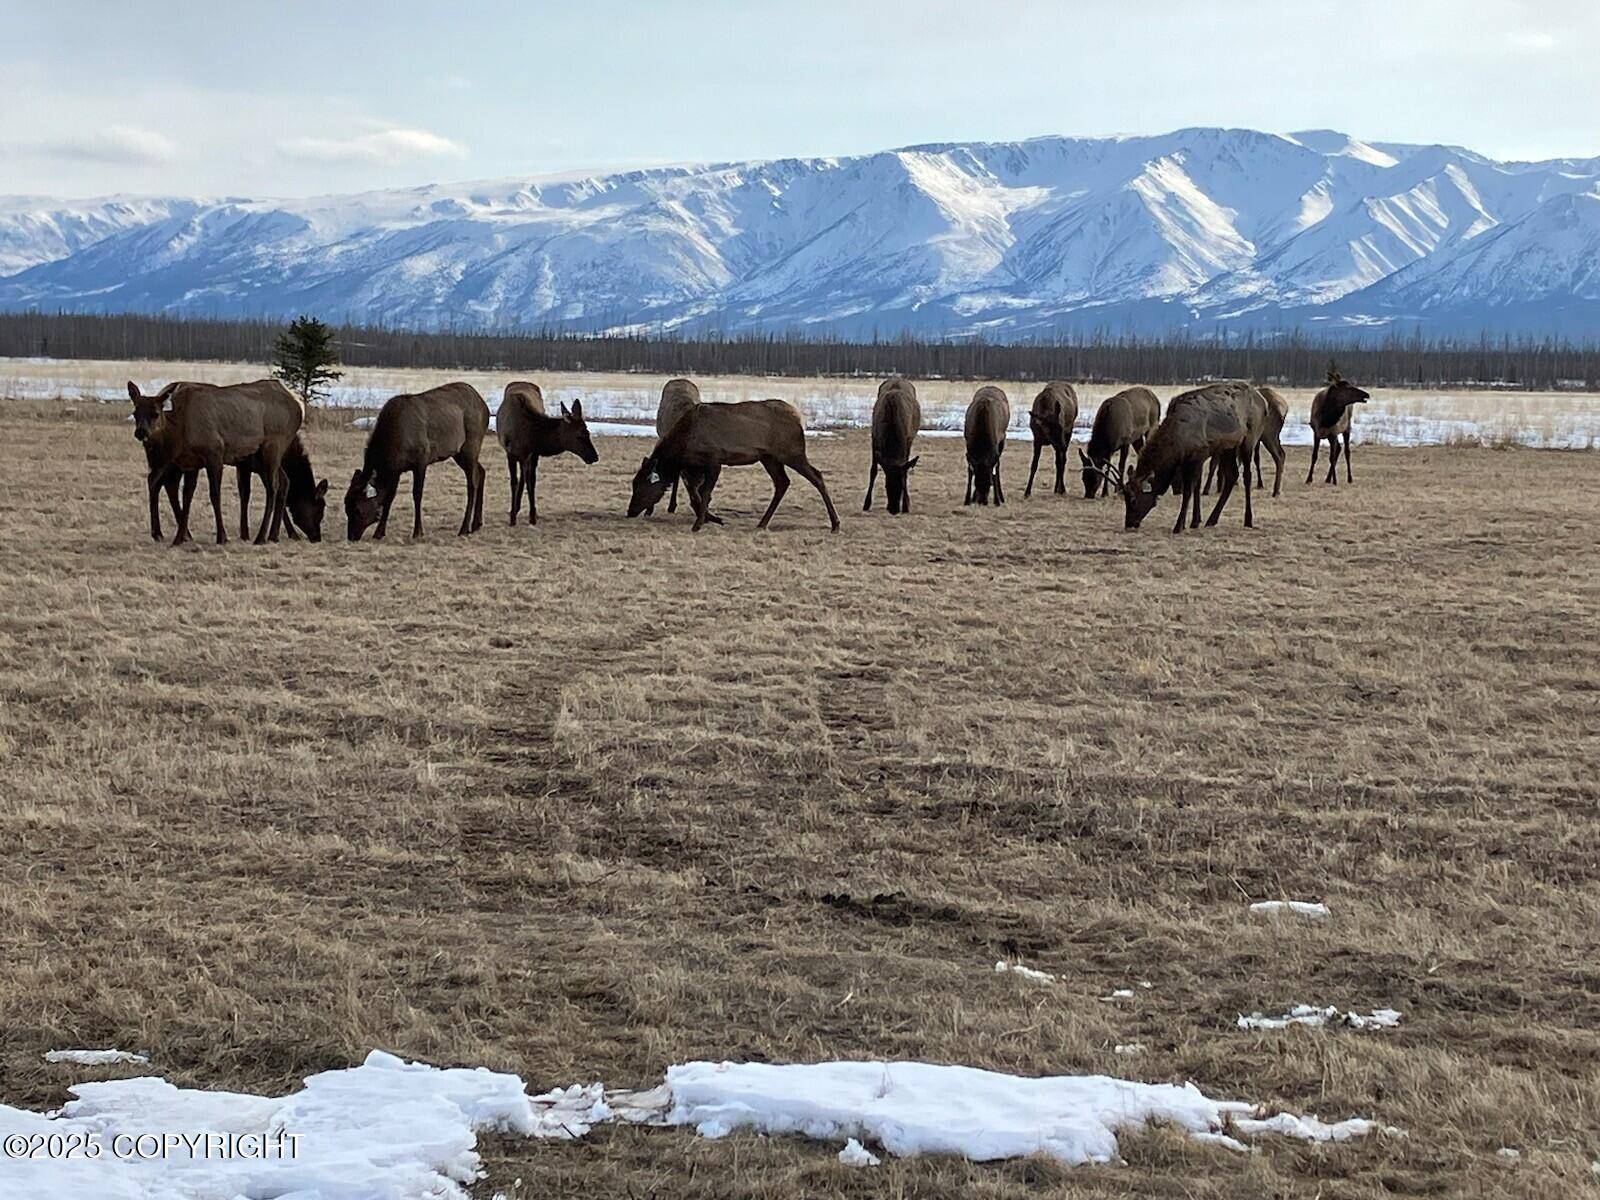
(992, 458), (1005, 505)
(756, 459), (791, 530)
(524, 455), (539, 526)
(1205, 459), (1237, 527)
(237, 466), (253, 540)
(900, 471), (911, 514)
(148, 467), (173, 541)
(864, 457), (879, 511)
(1025, 440), (1042, 498)
(1054, 445), (1067, 495)
(964, 465), (974, 505)
(1114, 445), (1130, 498)
(1326, 434), (1340, 485)
(205, 460), (227, 544)
(507, 454), (522, 525)
(1241, 448), (1254, 528)
(473, 460), (486, 531)
(791, 458), (841, 531)
(1190, 462), (1205, 529)
(173, 470), (199, 546)
(699, 465), (724, 524)
(412, 464), (429, 539)
(255, 446), (284, 544)
(1265, 430), (1285, 497)
(1202, 457), (1215, 496)
(1306, 435), (1321, 484)
(374, 479), (396, 540)
(1343, 430), (1353, 483)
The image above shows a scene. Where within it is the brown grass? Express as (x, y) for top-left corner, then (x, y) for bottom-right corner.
(1, 396), (1597, 1198)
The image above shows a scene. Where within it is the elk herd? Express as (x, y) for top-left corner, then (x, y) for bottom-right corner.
(124, 370), (1371, 544)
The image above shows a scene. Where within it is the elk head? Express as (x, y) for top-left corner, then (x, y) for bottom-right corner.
(1325, 372), (1371, 413)
(127, 381), (175, 442)
(1122, 475), (1160, 529)
(628, 456), (670, 517)
(344, 469), (383, 541)
(1078, 449), (1106, 499)
(885, 455), (918, 515)
(290, 478), (330, 542)
(557, 398), (599, 464)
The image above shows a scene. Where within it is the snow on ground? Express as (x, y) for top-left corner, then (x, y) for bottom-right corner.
(0, 1050), (536, 1200)
(993, 960), (1056, 985)
(1237, 1005), (1403, 1032)
(43, 1049), (149, 1066)
(839, 1137), (882, 1166)
(1113, 1044), (1146, 1055)
(664, 1060), (1393, 1164)
(1250, 900), (1331, 919)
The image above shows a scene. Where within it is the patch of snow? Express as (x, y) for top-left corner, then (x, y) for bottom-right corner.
(1238, 1006), (1402, 1032)
(1249, 900), (1331, 919)
(1101, 989), (1136, 1001)
(839, 1137), (881, 1166)
(1113, 1044), (1146, 1055)
(1496, 1146), (1521, 1161)
(0, 1049), (535, 1200)
(664, 1060), (1394, 1165)
(43, 1050), (149, 1067)
(528, 1082), (612, 1139)
(994, 961), (1056, 985)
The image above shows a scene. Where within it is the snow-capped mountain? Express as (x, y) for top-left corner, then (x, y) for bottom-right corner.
(4, 127), (1599, 338)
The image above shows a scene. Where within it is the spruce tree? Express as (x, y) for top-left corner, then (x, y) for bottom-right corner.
(272, 316), (343, 405)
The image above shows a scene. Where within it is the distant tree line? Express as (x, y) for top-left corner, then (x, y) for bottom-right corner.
(3, 309), (1598, 390)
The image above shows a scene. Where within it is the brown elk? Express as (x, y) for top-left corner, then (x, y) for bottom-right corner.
(646, 378), (702, 515)
(1307, 371), (1370, 485)
(345, 382), (489, 541)
(1078, 386), (1160, 499)
(1203, 383), (1287, 498)
(497, 382), (599, 526)
(627, 399), (840, 532)
(148, 434), (328, 542)
(1090, 382), (1265, 533)
(1023, 382), (1078, 497)
(963, 386), (1010, 506)
(864, 378), (920, 514)
(129, 379), (304, 546)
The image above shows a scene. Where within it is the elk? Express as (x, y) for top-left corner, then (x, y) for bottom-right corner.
(1307, 371), (1370, 485)
(646, 378), (702, 515)
(1078, 386), (1160, 499)
(149, 434), (329, 542)
(864, 378), (920, 514)
(344, 382), (490, 541)
(1090, 382), (1265, 534)
(627, 399), (840, 532)
(1023, 382), (1078, 497)
(129, 379), (303, 546)
(1203, 383), (1287, 498)
(963, 386), (1010, 506)
(497, 382), (599, 526)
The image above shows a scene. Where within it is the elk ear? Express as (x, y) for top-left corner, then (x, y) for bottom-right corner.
(905, 456), (919, 470)
(569, 398), (583, 420)
(127, 381), (142, 401)
(315, 479), (329, 498)
(559, 400), (570, 418)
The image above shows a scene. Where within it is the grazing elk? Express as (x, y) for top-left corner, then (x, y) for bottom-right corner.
(129, 379), (303, 546)
(1024, 382), (1078, 497)
(497, 382), (599, 526)
(1090, 382), (1265, 534)
(344, 382), (489, 541)
(149, 433), (328, 543)
(1078, 386), (1160, 499)
(963, 386), (1010, 506)
(646, 378), (702, 515)
(627, 399), (840, 532)
(1203, 383), (1287, 498)
(864, 377), (921, 514)
(1307, 371), (1370, 485)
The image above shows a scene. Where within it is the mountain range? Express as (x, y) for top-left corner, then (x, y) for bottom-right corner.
(4, 127), (1600, 339)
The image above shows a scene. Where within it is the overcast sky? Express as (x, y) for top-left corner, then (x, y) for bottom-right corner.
(6, 0), (1599, 198)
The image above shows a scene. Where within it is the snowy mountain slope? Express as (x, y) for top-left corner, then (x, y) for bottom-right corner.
(3, 127), (1599, 337)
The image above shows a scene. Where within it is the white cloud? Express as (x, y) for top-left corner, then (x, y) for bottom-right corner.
(1507, 30), (1557, 52)
(24, 125), (178, 166)
(277, 127), (467, 166)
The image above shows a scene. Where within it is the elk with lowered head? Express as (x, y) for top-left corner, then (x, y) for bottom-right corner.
(1307, 370), (1370, 485)
(627, 399), (840, 532)
(1094, 381), (1266, 534)
(963, 385), (1010, 506)
(497, 382), (599, 526)
(129, 379), (304, 546)
(1078, 386), (1160, 499)
(645, 378), (702, 515)
(149, 433), (328, 543)
(1024, 382), (1078, 497)
(864, 377), (921, 514)
(345, 382), (490, 541)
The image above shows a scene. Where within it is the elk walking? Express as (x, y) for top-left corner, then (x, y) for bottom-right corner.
(1078, 386), (1160, 499)
(1094, 381), (1266, 533)
(627, 399), (840, 532)
(497, 382), (599, 526)
(1307, 371), (1370, 485)
(344, 382), (490, 541)
(647, 378), (702, 515)
(963, 386), (1010, 506)
(864, 378), (921, 515)
(129, 379), (304, 546)
(1024, 382), (1078, 497)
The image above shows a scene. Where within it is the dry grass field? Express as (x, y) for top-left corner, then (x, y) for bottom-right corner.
(1, 396), (1597, 1198)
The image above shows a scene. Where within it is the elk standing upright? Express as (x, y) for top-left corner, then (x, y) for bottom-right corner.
(1024, 382), (1078, 497)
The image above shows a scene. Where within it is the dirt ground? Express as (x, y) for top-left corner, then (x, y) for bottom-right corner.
(1, 397), (1597, 1198)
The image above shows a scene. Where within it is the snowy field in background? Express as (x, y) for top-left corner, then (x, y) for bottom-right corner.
(4, 358), (1598, 449)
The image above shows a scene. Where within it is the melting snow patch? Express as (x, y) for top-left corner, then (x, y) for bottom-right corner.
(1113, 1044), (1146, 1055)
(43, 1049), (149, 1066)
(664, 1060), (1393, 1165)
(1102, 989), (1136, 1001)
(0, 1049), (536, 1200)
(839, 1137), (881, 1166)
(1250, 900), (1330, 919)
(994, 961), (1056, 985)
(1238, 1006), (1402, 1032)
(1496, 1147), (1521, 1161)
